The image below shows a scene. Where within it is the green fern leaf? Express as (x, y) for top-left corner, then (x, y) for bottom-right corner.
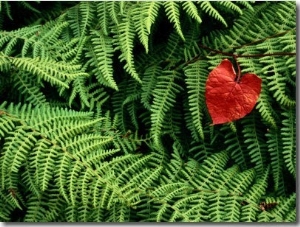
(182, 22), (201, 62)
(240, 166), (269, 222)
(106, 1), (122, 25)
(132, 4), (151, 53)
(207, 191), (228, 222)
(266, 127), (285, 194)
(0, 113), (16, 138)
(281, 108), (296, 178)
(218, 1), (244, 15)
(199, 2), (227, 27)
(114, 16), (141, 83)
(163, 2), (185, 41)
(223, 199), (242, 222)
(182, 2), (202, 24)
(89, 29), (117, 90)
(221, 124), (249, 170)
(11, 57), (88, 88)
(141, 65), (160, 110)
(255, 83), (278, 128)
(269, 193), (296, 222)
(24, 196), (47, 221)
(150, 70), (183, 145)
(0, 1), (12, 20)
(143, 1), (161, 34)
(183, 151), (229, 191)
(67, 2), (95, 37)
(241, 114), (268, 177)
(12, 71), (47, 106)
(68, 75), (90, 108)
(184, 61), (209, 140)
(96, 2), (110, 35)
(1, 128), (37, 188)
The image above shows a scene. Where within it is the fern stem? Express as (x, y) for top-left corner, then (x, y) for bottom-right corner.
(198, 43), (296, 58)
(233, 28), (296, 49)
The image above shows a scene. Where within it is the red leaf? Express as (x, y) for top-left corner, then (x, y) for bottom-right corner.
(205, 59), (262, 125)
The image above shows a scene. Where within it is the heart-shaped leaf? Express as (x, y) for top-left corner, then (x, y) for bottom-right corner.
(205, 59), (262, 125)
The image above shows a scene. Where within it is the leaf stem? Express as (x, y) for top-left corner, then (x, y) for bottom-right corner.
(198, 43), (235, 57)
(198, 43), (296, 58)
(233, 55), (241, 82)
(233, 28), (296, 50)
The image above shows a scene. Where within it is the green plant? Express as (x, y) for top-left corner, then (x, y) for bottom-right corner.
(0, 1), (296, 222)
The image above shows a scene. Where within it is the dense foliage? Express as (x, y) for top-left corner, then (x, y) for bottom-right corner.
(0, 1), (296, 222)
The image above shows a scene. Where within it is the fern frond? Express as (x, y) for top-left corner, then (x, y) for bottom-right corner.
(207, 191), (228, 222)
(131, 2), (161, 54)
(240, 166), (270, 222)
(255, 83), (278, 128)
(163, 2), (185, 41)
(235, 1), (254, 11)
(221, 124), (249, 170)
(188, 137), (214, 163)
(281, 108), (296, 178)
(33, 20), (69, 58)
(164, 109), (185, 152)
(182, 2), (201, 24)
(11, 57), (88, 88)
(197, 151), (229, 190)
(114, 16), (141, 83)
(266, 127), (285, 194)
(198, 2), (227, 27)
(184, 151), (229, 191)
(258, 39), (296, 107)
(67, 2), (95, 37)
(0, 112), (16, 138)
(182, 22), (201, 62)
(58, 36), (87, 65)
(68, 75), (89, 108)
(24, 195), (47, 222)
(18, 1), (40, 14)
(159, 146), (183, 184)
(106, 1), (122, 25)
(220, 1), (250, 15)
(106, 202), (131, 222)
(183, 105), (201, 142)
(1, 128), (37, 188)
(22, 165), (41, 199)
(142, 2), (161, 34)
(121, 80), (142, 131)
(85, 84), (109, 111)
(89, 29), (117, 90)
(223, 198), (241, 222)
(279, 193), (296, 222)
(12, 71), (47, 106)
(141, 65), (160, 110)
(162, 30), (184, 65)
(95, 2), (110, 36)
(202, 3), (269, 49)
(150, 70), (183, 145)
(267, 193), (296, 222)
(150, 182), (193, 221)
(229, 168), (255, 196)
(0, 190), (16, 221)
(0, 25), (39, 56)
(241, 114), (268, 177)
(170, 192), (209, 222)
(184, 60), (209, 140)
(223, 169), (256, 222)
(0, 103), (153, 214)
(0, 1), (12, 20)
